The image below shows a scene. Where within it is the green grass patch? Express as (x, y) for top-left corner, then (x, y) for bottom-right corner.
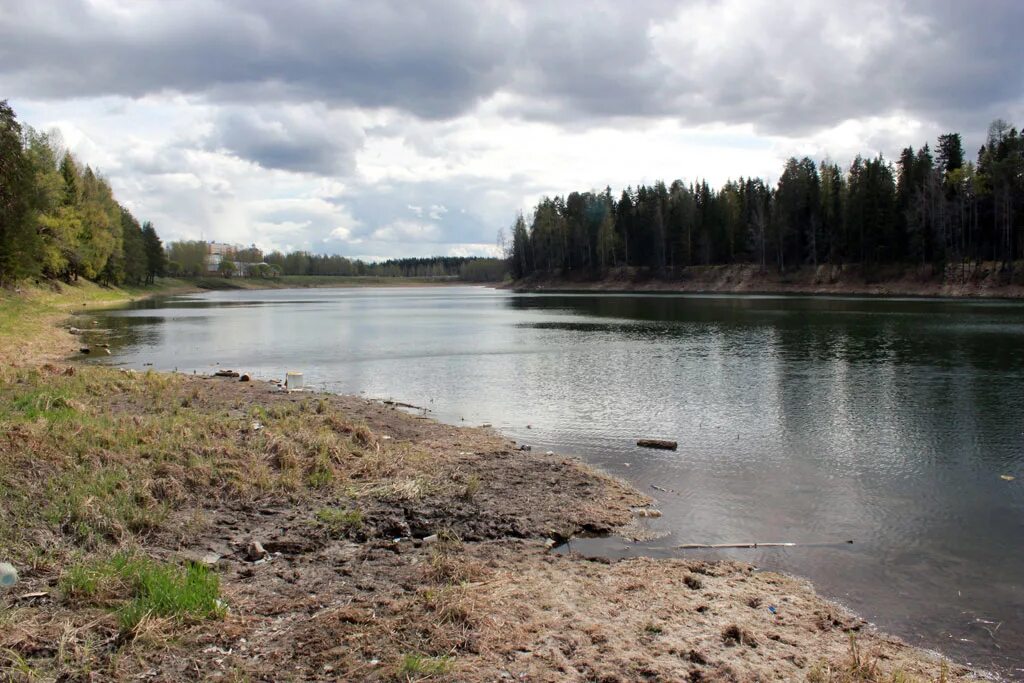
(10, 389), (80, 421)
(307, 465), (335, 488)
(398, 653), (454, 677)
(314, 506), (364, 535)
(61, 552), (224, 632)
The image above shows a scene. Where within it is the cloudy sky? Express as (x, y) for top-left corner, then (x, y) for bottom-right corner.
(2, 0), (1022, 259)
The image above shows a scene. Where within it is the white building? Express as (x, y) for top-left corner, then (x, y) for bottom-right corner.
(205, 242), (236, 272)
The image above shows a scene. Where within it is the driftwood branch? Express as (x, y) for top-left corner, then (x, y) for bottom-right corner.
(637, 439), (677, 450)
(675, 540), (854, 550)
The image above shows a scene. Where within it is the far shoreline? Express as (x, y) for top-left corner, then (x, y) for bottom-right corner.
(506, 261), (1024, 301)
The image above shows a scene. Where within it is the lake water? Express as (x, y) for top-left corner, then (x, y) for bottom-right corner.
(84, 286), (1024, 677)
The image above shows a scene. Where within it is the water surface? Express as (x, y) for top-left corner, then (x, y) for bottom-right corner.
(84, 286), (1024, 676)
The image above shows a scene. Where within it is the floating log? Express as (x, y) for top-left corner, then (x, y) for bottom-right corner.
(637, 438), (677, 450)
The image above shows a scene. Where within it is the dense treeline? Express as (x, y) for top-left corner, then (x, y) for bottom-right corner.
(163, 240), (508, 281)
(261, 252), (507, 280)
(0, 101), (165, 286)
(510, 121), (1024, 279)
(261, 252), (498, 279)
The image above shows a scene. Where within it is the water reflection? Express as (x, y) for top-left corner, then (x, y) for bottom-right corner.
(87, 287), (1024, 677)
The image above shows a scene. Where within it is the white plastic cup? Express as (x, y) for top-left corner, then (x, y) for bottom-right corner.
(0, 562), (17, 588)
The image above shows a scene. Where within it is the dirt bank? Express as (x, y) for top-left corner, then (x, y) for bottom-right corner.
(511, 262), (1024, 299)
(0, 298), (987, 681)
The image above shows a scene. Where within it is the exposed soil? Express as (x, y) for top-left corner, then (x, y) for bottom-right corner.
(74, 539), (980, 682)
(511, 261), (1024, 299)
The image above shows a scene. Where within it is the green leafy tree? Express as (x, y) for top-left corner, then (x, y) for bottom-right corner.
(0, 101), (168, 287)
(218, 258), (236, 278)
(166, 240), (208, 276)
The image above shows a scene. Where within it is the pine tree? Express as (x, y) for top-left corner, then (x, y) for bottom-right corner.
(0, 101), (40, 284)
(142, 222), (166, 284)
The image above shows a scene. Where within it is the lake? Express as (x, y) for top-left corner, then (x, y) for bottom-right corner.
(83, 286), (1024, 677)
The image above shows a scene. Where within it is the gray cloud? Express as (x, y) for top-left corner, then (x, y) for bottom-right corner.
(206, 107), (363, 175)
(508, 0), (1024, 135)
(0, 0), (510, 119)
(2, 1), (1022, 136)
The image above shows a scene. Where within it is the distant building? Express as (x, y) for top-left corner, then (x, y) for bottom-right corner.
(205, 242), (236, 273)
(202, 241), (268, 276)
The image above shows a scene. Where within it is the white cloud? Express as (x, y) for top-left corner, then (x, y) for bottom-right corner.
(329, 226), (352, 240)
(370, 220), (442, 243)
(447, 243), (503, 258)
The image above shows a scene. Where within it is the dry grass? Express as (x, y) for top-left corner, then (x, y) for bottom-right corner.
(805, 635), (953, 682)
(0, 363), (449, 680)
(0, 365), (428, 566)
(411, 547), (978, 683)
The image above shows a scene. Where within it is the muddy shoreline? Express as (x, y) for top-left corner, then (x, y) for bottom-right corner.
(0, 285), (991, 681)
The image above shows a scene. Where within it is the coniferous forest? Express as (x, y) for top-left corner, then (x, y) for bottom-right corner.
(509, 121), (1024, 280)
(0, 101), (166, 287)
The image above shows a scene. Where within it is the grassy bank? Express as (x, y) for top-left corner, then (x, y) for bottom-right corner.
(0, 280), (191, 367)
(0, 288), (982, 681)
(0, 276), (480, 366)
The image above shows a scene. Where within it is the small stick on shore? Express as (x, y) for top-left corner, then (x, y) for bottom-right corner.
(383, 399), (429, 412)
(675, 540), (854, 550)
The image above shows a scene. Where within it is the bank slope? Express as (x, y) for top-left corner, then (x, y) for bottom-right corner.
(511, 262), (1024, 299)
